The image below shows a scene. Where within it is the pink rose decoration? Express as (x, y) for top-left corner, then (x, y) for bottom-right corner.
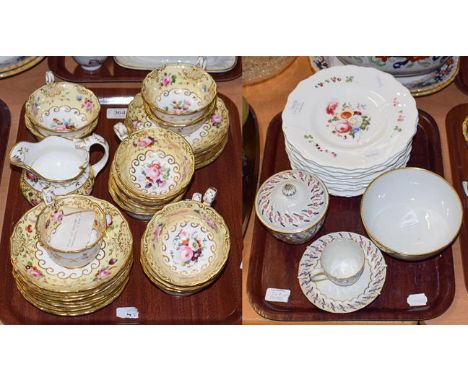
(333, 121), (352, 134)
(53, 210), (64, 222)
(211, 113), (222, 124)
(161, 75), (172, 87)
(146, 163), (161, 181)
(179, 246), (194, 262)
(138, 136), (154, 147)
(96, 267), (111, 279)
(326, 101), (339, 115)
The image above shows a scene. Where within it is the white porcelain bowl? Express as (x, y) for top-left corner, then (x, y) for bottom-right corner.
(361, 167), (463, 260)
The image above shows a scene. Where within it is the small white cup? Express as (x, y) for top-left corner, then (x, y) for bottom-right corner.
(310, 239), (365, 286)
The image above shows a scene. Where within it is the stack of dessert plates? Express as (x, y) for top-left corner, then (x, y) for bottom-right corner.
(282, 65), (418, 197)
(0, 56), (44, 79)
(122, 93), (229, 169)
(10, 198), (133, 316)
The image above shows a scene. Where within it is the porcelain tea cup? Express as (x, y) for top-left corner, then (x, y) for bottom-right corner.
(25, 71), (100, 139)
(73, 56), (108, 71)
(141, 59), (217, 127)
(309, 238), (365, 286)
(36, 193), (108, 268)
(10, 134), (109, 203)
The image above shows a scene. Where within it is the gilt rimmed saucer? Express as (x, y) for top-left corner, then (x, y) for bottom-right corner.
(298, 231), (387, 313)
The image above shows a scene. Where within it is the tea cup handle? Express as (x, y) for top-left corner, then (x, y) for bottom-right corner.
(113, 122), (129, 141)
(202, 187), (217, 206)
(41, 187), (56, 206)
(79, 134), (110, 176)
(192, 193), (202, 202)
(196, 56), (207, 69)
(45, 71), (55, 85)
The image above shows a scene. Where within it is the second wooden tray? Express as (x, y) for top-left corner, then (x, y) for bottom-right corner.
(247, 110), (455, 321)
(0, 99), (11, 181)
(0, 89), (242, 324)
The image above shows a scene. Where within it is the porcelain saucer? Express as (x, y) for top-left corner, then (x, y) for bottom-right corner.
(298, 231), (387, 313)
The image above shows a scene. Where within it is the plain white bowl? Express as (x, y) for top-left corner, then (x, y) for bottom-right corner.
(361, 167), (463, 260)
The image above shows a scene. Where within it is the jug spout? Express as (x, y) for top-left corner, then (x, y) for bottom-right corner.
(9, 141), (35, 171)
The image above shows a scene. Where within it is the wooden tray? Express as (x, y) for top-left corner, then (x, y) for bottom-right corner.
(445, 104), (468, 292)
(0, 99), (11, 180)
(247, 110), (455, 321)
(48, 57), (242, 83)
(0, 89), (241, 324)
(456, 56), (468, 94)
(242, 104), (259, 235)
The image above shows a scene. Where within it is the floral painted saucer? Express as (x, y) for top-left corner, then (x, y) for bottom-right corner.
(298, 232), (387, 313)
(309, 56), (459, 97)
(10, 197), (133, 294)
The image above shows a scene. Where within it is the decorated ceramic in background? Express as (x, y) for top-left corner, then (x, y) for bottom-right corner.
(255, 170), (329, 245)
(141, 61), (217, 126)
(36, 194), (108, 269)
(141, 188), (230, 291)
(298, 232), (387, 314)
(282, 65), (418, 169)
(309, 56), (459, 97)
(73, 56), (108, 71)
(463, 116), (468, 143)
(113, 93), (229, 169)
(114, 56), (237, 73)
(338, 56), (450, 77)
(25, 71), (100, 139)
(10, 134), (109, 203)
(10, 197), (133, 293)
(361, 167), (463, 261)
(0, 56), (44, 79)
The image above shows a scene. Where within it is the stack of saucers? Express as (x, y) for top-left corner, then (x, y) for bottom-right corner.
(141, 189), (230, 295)
(108, 127), (195, 221)
(282, 65), (418, 197)
(10, 198), (133, 316)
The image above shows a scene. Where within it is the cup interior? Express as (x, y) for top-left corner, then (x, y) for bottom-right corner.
(36, 196), (107, 253)
(362, 168), (463, 255)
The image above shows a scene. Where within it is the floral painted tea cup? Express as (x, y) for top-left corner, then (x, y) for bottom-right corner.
(141, 62), (217, 127)
(25, 71), (100, 139)
(36, 194), (108, 269)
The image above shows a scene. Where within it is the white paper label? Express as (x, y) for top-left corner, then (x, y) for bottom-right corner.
(407, 293), (428, 307)
(265, 288), (290, 303)
(116, 307), (139, 319)
(49, 211), (96, 251)
(106, 108), (127, 119)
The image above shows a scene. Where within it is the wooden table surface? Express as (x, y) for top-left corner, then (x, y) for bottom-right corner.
(242, 56), (467, 324)
(0, 57), (241, 324)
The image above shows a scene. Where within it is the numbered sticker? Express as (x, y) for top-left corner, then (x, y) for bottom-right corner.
(407, 293), (428, 307)
(116, 307), (139, 319)
(107, 108), (127, 119)
(265, 288), (290, 303)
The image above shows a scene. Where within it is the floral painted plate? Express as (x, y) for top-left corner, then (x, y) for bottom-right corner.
(282, 65), (418, 170)
(309, 56), (459, 97)
(298, 232), (387, 313)
(10, 197), (133, 294)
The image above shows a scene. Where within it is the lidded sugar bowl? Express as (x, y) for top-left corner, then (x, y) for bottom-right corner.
(255, 170), (329, 244)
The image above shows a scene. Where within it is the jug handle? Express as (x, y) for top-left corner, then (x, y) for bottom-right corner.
(79, 134), (110, 177)
(203, 187), (217, 206)
(113, 122), (129, 141)
(45, 71), (55, 85)
(196, 56), (207, 70)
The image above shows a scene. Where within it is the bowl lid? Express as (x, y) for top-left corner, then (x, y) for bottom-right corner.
(255, 170), (328, 233)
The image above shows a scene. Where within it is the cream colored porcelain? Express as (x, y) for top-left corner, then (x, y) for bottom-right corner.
(10, 134), (109, 202)
(361, 167), (463, 260)
(25, 71), (100, 139)
(36, 194), (108, 269)
(141, 63), (217, 126)
(310, 239), (365, 286)
(255, 170), (329, 244)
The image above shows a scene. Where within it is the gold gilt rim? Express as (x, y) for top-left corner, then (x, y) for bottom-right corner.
(0, 56), (44, 79)
(254, 169), (330, 234)
(34, 195), (108, 255)
(141, 63), (217, 116)
(360, 167), (464, 258)
(141, 199), (230, 287)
